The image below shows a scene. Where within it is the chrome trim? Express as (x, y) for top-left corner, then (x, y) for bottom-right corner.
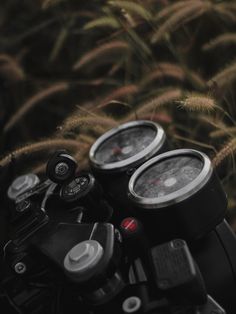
(89, 120), (166, 172)
(128, 149), (213, 209)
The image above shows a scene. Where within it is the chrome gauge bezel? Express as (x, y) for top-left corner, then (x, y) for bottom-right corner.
(128, 149), (213, 209)
(89, 120), (166, 172)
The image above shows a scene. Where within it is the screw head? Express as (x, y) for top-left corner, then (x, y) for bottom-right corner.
(14, 262), (26, 274)
(126, 168), (136, 176)
(55, 162), (69, 176)
(172, 239), (185, 249)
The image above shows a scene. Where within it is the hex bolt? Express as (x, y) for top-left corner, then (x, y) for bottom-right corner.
(68, 242), (93, 264)
(12, 176), (29, 192)
(14, 262), (27, 274)
(122, 296), (142, 313)
(64, 240), (103, 274)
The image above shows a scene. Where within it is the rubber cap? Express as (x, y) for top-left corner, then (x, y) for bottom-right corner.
(7, 174), (40, 200)
(64, 240), (103, 274)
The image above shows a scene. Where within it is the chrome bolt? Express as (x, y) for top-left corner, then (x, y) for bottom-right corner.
(122, 296), (142, 313)
(68, 242), (93, 264)
(12, 176), (28, 191)
(14, 262), (26, 274)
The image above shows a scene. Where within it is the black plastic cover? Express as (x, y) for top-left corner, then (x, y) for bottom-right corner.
(151, 239), (207, 306)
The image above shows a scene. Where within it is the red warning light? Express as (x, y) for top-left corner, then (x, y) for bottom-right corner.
(121, 218), (138, 233)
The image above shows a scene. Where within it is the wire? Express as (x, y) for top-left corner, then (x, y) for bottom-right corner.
(41, 182), (57, 212)
(2, 240), (12, 259)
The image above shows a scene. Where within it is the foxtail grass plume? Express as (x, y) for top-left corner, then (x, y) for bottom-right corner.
(0, 53), (24, 82)
(199, 116), (226, 129)
(95, 100), (133, 115)
(203, 33), (236, 51)
(215, 2), (236, 15)
(154, 0), (199, 22)
(0, 138), (82, 168)
(137, 112), (172, 124)
(208, 61), (236, 90)
(61, 114), (118, 134)
(213, 138), (236, 167)
(173, 134), (217, 153)
(141, 63), (185, 87)
(210, 127), (236, 139)
(73, 40), (130, 70)
(124, 88), (182, 121)
(213, 4), (236, 22)
(83, 17), (120, 30)
(108, 1), (152, 21)
(4, 82), (69, 133)
(76, 134), (95, 145)
(151, 1), (212, 44)
(97, 85), (139, 109)
(179, 93), (216, 112)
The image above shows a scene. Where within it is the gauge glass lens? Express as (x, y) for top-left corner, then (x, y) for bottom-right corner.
(133, 156), (203, 198)
(94, 126), (156, 164)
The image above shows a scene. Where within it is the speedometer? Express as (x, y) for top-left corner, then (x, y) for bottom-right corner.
(133, 156), (203, 199)
(89, 120), (167, 172)
(89, 120), (168, 217)
(128, 149), (227, 240)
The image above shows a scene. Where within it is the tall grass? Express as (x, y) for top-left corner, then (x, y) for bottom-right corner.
(1, 0), (236, 225)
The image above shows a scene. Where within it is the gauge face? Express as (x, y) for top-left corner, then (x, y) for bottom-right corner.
(133, 156), (203, 199)
(61, 176), (89, 201)
(94, 125), (156, 165)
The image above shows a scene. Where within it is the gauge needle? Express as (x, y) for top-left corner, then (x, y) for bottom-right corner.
(149, 179), (160, 185)
(112, 146), (122, 155)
